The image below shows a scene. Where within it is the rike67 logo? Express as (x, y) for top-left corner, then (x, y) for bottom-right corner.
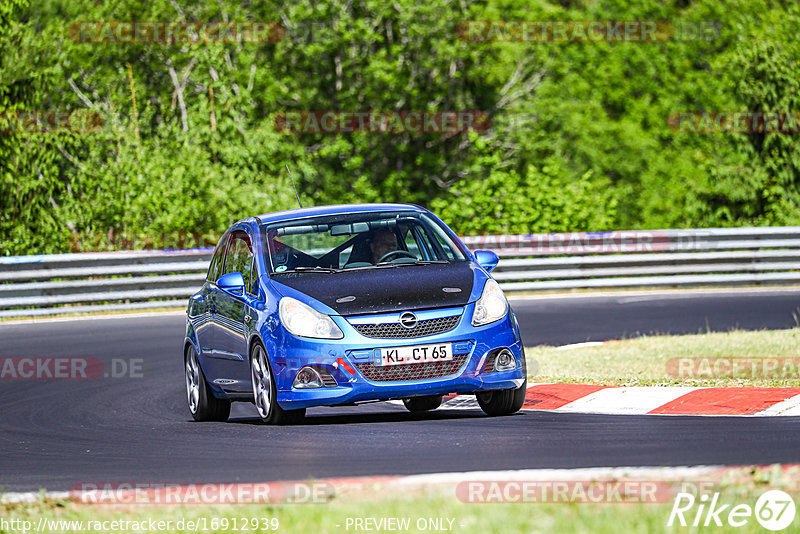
(668, 490), (796, 531)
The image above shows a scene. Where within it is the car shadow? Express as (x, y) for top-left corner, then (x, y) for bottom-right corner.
(226, 408), (504, 426)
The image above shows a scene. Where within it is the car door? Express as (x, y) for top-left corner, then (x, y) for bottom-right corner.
(210, 230), (255, 392)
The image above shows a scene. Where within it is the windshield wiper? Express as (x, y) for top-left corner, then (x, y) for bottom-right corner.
(378, 260), (449, 267)
(278, 266), (340, 274)
(343, 260), (449, 271)
(344, 263), (399, 271)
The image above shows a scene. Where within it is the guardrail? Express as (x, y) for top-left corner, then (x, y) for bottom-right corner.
(463, 227), (800, 292)
(0, 249), (213, 318)
(1, 227), (798, 318)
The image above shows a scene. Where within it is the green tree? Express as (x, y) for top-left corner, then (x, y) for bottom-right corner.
(689, 38), (800, 225)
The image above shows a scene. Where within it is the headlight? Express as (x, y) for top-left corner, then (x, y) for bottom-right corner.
(279, 297), (343, 339)
(471, 279), (508, 326)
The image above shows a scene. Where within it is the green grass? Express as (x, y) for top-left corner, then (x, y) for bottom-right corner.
(526, 328), (800, 387)
(2, 466), (798, 533)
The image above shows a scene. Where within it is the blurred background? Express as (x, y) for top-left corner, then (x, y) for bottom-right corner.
(1, 0), (798, 255)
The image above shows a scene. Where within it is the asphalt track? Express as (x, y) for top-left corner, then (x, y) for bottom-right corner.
(1, 289), (799, 492)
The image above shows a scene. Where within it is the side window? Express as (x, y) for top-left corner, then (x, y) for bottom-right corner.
(248, 264), (259, 295)
(403, 226), (428, 260)
(221, 232), (255, 293)
(415, 227), (437, 259)
(207, 235), (229, 282)
(337, 243), (355, 269)
(426, 226), (457, 261)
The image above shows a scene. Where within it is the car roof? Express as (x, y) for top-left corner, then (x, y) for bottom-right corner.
(255, 203), (425, 225)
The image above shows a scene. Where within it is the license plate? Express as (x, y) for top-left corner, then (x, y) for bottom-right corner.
(378, 343), (453, 366)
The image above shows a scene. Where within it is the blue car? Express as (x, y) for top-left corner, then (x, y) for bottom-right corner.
(184, 204), (527, 424)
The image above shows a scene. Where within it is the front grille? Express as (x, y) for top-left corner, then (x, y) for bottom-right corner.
(351, 315), (460, 339)
(354, 353), (469, 382)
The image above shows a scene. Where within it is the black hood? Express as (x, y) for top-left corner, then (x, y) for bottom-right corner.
(271, 261), (476, 316)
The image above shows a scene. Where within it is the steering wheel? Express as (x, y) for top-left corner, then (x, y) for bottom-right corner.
(377, 250), (416, 263)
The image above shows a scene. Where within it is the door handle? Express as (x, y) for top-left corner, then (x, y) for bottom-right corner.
(244, 314), (252, 324)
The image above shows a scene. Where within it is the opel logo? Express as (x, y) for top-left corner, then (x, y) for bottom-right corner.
(399, 312), (418, 329)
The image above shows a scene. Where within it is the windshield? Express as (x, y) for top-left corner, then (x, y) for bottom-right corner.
(261, 210), (468, 274)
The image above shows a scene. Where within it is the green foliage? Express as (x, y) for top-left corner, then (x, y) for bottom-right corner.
(0, 0), (64, 254)
(431, 135), (616, 234)
(1, 0), (799, 255)
(688, 38), (800, 226)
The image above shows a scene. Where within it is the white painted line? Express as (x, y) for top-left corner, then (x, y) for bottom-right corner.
(556, 386), (698, 415)
(507, 286), (800, 302)
(0, 310), (184, 326)
(554, 341), (606, 350)
(391, 465), (724, 487)
(1, 491), (69, 503)
(757, 393), (800, 416)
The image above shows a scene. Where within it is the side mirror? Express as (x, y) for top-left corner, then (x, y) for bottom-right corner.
(473, 250), (499, 272)
(217, 272), (245, 295)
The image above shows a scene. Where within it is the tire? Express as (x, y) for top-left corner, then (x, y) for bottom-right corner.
(403, 395), (443, 413)
(476, 378), (527, 416)
(250, 343), (306, 425)
(185, 345), (231, 422)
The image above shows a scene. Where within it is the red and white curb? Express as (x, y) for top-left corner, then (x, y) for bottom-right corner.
(439, 384), (800, 416)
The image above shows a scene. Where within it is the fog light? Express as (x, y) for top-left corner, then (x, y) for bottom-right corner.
(293, 366), (324, 389)
(494, 349), (516, 372)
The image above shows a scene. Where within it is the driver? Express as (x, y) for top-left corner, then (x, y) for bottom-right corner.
(369, 229), (399, 264)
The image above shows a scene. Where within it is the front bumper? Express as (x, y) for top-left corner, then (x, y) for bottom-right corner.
(269, 306), (525, 410)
